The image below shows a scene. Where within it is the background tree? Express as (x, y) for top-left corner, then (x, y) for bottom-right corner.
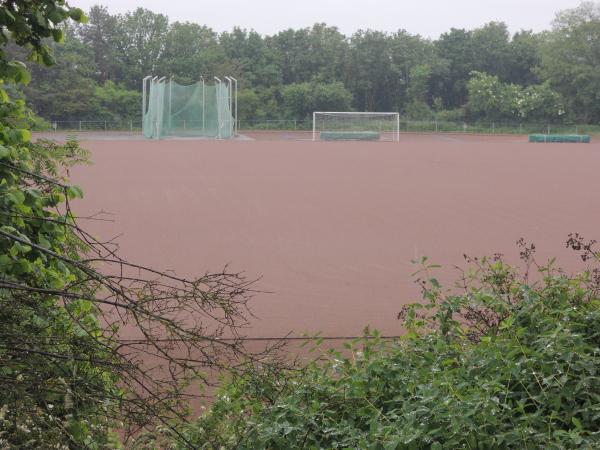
(506, 30), (542, 86)
(432, 28), (474, 108)
(466, 71), (519, 121)
(470, 22), (512, 80)
(22, 30), (102, 121)
(78, 5), (121, 83)
(405, 64), (434, 119)
(282, 82), (353, 119)
(220, 28), (281, 88)
(346, 30), (397, 111)
(159, 23), (224, 84)
(389, 31), (437, 111)
(112, 8), (169, 89)
(467, 71), (564, 122)
(538, 1), (600, 122)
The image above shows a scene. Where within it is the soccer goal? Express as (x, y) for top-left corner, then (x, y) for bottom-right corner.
(142, 76), (238, 139)
(313, 112), (400, 142)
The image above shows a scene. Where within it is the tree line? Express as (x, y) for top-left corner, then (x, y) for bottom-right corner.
(12, 2), (600, 125)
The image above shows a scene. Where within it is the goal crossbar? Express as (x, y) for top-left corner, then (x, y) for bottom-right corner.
(313, 112), (400, 142)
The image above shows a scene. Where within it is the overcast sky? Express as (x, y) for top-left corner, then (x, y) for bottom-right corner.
(73, 0), (583, 38)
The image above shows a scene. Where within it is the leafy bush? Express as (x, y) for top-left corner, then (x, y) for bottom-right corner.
(172, 239), (600, 449)
(404, 100), (434, 120)
(467, 71), (565, 122)
(94, 80), (141, 122)
(282, 82), (353, 119)
(435, 107), (466, 122)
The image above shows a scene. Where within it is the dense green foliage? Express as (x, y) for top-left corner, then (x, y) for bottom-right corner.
(0, 3), (120, 447)
(13, 2), (600, 125)
(467, 72), (564, 121)
(0, 2), (271, 448)
(171, 245), (600, 449)
(0, 3), (115, 447)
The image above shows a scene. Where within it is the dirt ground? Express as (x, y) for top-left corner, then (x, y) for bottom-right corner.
(65, 132), (600, 340)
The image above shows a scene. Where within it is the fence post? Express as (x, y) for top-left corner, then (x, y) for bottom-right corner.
(492, 122), (495, 133)
(435, 120), (438, 133)
(130, 120), (133, 132)
(576, 125), (579, 135)
(79, 121), (82, 131)
(519, 123), (522, 134)
(294, 119), (297, 130)
(183, 120), (186, 130)
(547, 124), (550, 135)
(104, 121), (107, 131)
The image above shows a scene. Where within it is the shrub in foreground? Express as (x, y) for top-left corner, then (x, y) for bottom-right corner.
(171, 240), (600, 449)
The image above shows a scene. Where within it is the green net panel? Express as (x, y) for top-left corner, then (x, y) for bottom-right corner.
(529, 134), (591, 143)
(143, 78), (234, 139)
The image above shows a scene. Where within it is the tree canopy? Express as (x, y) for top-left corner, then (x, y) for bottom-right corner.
(13, 2), (600, 125)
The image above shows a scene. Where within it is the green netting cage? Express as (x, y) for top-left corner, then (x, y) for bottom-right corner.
(142, 76), (237, 139)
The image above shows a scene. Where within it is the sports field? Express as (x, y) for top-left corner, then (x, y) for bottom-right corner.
(66, 132), (600, 340)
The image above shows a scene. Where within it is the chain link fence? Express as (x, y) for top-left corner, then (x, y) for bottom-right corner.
(44, 119), (600, 136)
(46, 120), (143, 132)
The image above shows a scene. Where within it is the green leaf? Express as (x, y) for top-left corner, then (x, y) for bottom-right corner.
(0, 254), (12, 268)
(7, 128), (31, 143)
(68, 8), (87, 23)
(35, 10), (47, 26)
(51, 28), (64, 43)
(0, 8), (16, 25)
(7, 61), (31, 84)
(384, 439), (400, 450)
(66, 185), (84, 199)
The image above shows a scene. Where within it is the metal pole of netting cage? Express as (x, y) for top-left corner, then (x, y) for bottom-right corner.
(168, 77), (173, 133)
(142, 76), (151, 123)
(200, 76), (205, 132)
(396, 113), (400, 142)
(224, 76), (231, 135)
(225, 76), (233, 137)
(230, 78), (233, 135)
(214, 76), (222, 139)
(151, 76), (158, 138)
(231, 77), (238, 136)
(169, 76), (173, 133)
(227, 76), (237, 136)
(157, 77), (166, 138)
(313, 112), (316, 141)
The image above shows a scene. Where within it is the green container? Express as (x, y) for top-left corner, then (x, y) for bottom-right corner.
(529, 134), (591, 143)
(320, 131), (381, 141)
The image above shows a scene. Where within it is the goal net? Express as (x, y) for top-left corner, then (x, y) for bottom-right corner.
(313, 112), (400, 142)
(142, 76), (237, 139)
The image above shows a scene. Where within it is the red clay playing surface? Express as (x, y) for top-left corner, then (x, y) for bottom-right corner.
(66, 133), (600, 339)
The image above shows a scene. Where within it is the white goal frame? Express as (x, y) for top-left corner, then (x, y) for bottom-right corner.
(312, 111), (400, 142)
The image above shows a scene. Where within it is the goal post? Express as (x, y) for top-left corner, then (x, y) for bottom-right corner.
(313, 112), (400, 142)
